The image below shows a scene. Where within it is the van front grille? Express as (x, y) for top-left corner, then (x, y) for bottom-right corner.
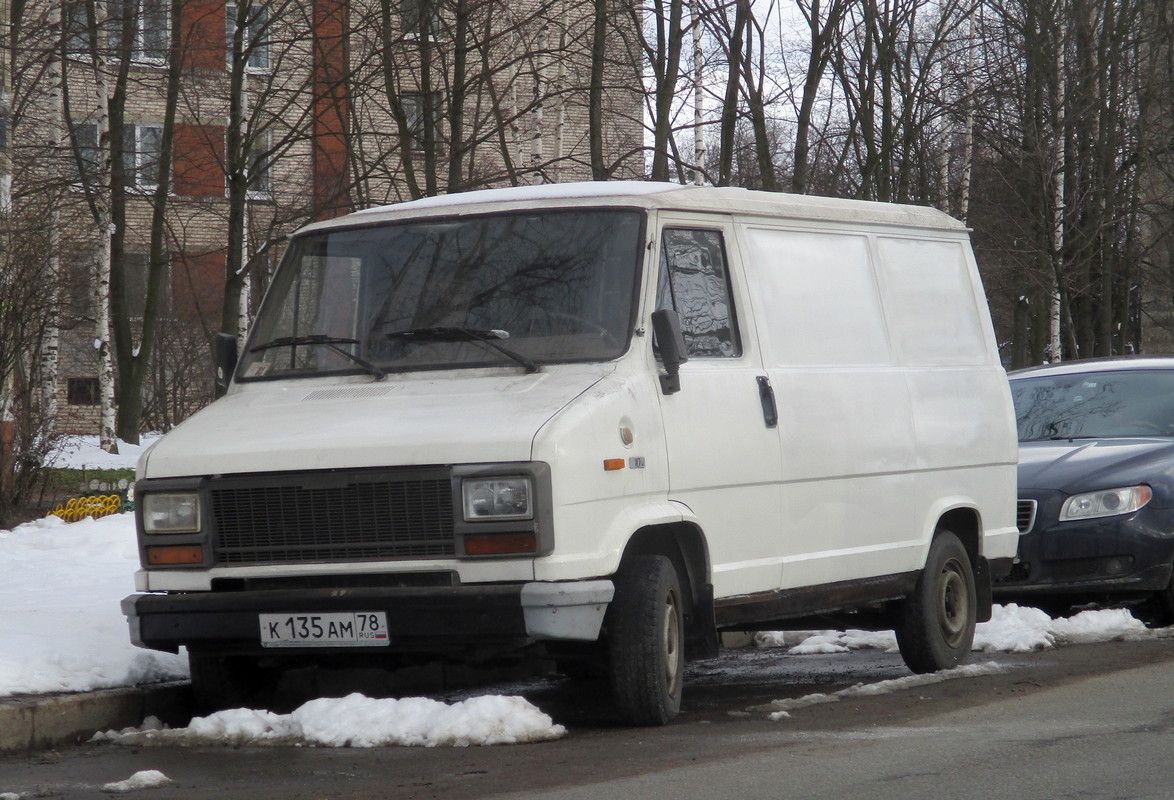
(208, 469), (455, 565)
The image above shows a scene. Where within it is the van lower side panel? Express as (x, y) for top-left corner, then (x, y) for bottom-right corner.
(713, 571), (920, 629)
(125, 586), (528, 653)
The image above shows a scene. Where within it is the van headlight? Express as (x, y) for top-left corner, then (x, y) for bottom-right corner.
(1060, 485), (1152, 521)
(142, 492), (202, 533)
(462, 477), (533, 521)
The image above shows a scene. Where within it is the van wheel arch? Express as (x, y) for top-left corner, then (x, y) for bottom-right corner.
(615, 524), (718, 659)
(934, 507), (993, 623)
(895, 528), (977, 673)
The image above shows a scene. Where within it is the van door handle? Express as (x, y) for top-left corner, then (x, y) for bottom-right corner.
(756, 376), (778, 428)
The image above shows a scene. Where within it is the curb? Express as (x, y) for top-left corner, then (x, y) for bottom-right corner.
(0, 684), (190, 754)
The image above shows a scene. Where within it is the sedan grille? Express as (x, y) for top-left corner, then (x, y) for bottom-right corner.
(1016, 499), (1038, 534)
(208, 469), (455, 566)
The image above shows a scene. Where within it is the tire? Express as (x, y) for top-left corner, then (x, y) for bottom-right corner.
(1153, 574), (1174, 627)
(188, 652), (271, 711)
(606, 555), (685, 726)
(895, 531), (977, 674)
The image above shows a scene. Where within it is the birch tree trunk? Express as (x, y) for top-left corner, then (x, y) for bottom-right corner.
(40, 27), (65, 437)
(691, 0), (704, 184)
(958, 9), (975, 223)
(530, 20), (549, 182)
(552, 1), (567, 182)
(91, 2), (118, 454)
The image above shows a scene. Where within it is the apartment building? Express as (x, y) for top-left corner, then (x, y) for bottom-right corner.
(8, 0), (643, 434)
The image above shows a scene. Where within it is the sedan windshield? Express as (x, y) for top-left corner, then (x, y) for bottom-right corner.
(1011, 369), (1174, 441)
(238, 209), (644, 379)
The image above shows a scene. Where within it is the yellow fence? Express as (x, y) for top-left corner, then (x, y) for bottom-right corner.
(50, 494), (123, 523)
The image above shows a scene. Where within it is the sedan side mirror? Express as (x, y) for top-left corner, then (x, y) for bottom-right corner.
(651, 309), (688, 395)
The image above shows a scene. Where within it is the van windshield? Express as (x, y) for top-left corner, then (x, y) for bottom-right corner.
(238, 209), (645, 380)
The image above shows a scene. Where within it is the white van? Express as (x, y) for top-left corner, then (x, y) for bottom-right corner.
(123, 182), (1019, 725)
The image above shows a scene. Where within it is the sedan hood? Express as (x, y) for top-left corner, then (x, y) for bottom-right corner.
(1018, 438), (1174, 496)
(139, 366), (608, 478)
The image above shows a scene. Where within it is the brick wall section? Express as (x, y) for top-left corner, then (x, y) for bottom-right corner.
(174, 123), (227, 197)
(173, 251), (228, 324)
(183, 0), (229, 72)
(313, 0), (350, 219)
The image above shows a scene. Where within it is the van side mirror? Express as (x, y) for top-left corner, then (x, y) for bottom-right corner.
(214, 332), (239, 393)
(651, 309), (688, 395)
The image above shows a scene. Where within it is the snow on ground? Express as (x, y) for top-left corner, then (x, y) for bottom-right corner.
(100, 770), (174, 793)
(0, 514), (188, 694)
(1, 484), (1168, 746)
(95, 694), (566, 748)
(48, 433), (162, 471)
(753, 602), (1154, 655)
(753, 662), (1009, 721)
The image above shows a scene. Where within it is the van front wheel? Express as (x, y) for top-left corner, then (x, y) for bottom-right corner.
(607, 555), (685, 726)
(895, 531), (976, 673)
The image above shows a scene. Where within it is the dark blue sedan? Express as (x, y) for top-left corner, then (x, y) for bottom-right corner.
(994, 358), (1174, 624)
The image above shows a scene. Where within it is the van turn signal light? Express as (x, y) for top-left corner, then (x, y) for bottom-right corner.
(603, 458), (625, 471)
(146, 545), (205, 566)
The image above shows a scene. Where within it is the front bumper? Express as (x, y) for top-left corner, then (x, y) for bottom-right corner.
(122, 580), (614, 655)
(993, 490), (1174, 597)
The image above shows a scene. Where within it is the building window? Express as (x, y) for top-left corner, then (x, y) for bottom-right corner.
(400, 0), (442, 38)
(108, 0), (169, 62)
(64, 1), (95, 56)
(121, 252), (171, 318)
(69, 123), (163, 190)
(69, 123), (102, 185)
(123, 124), (163, 190)
(64, 0), (167, 61)
(401, 92), (441, 148)
(227, 3), (270, 71)
(67, 378), (100, 406)
(247, 130), (272, 200)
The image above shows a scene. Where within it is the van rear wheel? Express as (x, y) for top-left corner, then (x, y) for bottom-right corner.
(607, 555), (685, 726)
(895, 531), (976, 673)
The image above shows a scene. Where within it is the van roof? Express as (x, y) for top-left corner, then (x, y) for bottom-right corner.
(300, 181), (966, 235)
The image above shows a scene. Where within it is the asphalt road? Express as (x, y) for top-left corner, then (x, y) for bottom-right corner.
(2, 636), (1173, 800)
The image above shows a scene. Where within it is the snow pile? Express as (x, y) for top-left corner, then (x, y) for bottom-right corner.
(0, 514), (188, 695)
(758, 662), (1006, 720)
(99, 693), (566, 748)
(101, 770), (174, 793)
(755, 602), (1152, 656)
(48, 433), (161, 470)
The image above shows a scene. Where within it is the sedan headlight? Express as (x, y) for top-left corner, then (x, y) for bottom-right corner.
(462, 477), (533, 521)
(1059, 485), (1152, 521)
(142, 492), (201, 533)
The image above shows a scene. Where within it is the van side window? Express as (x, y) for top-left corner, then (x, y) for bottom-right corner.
(656, 229), (741, 358)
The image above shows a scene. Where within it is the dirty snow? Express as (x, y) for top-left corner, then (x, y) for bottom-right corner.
(100, 770), (174, 793)
(753, 602), (1152, 655)
(96, 694), (565, 748)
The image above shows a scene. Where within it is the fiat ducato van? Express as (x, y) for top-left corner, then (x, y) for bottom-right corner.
(123, 182), (1019, 725)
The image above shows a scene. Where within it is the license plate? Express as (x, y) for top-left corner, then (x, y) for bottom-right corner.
(259, 612), (390, 648)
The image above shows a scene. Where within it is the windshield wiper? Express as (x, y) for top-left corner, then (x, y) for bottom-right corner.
(249, 334), (386, 380)
(385, 327), (539, 373)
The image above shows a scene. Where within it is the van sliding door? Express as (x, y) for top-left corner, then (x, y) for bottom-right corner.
(740, 225), (920, 588)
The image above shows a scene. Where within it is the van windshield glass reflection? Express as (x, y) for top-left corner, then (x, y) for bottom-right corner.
(239, 210), (644, 379)
(1011, 370), (1174, 440)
